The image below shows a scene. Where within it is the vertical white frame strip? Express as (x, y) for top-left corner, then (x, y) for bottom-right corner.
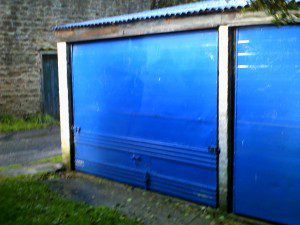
(218, 25), (229, 210)
(57, 42), (71, 170)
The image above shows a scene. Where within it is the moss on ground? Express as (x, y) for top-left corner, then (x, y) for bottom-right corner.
(0, 155), (63, 172)
(0, 114), (59, 133)
(29, 155), (62, 165)
(0, 173), (140, 225)
(0, 163), (22, 171)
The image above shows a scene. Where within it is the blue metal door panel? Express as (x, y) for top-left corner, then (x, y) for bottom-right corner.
(72, 30), (218, 206)
(234, 26), (300, 224)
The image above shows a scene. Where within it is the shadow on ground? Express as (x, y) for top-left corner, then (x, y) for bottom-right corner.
(47, 173), (269, 225)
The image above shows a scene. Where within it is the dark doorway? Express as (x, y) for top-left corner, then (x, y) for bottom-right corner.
(42, 54), (59, 119)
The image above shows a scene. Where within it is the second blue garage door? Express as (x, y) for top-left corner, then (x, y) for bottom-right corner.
(72, 30), (218, 206)
(234, 26), (300, 224)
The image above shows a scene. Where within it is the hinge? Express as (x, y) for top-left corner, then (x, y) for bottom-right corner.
(75, 127), (81, 133)
(72, 126), (81, 133)
(208, 146), (220, 155)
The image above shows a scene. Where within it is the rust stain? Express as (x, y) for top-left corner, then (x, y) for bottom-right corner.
(55, 26), (120, 42)
(164, 18), (174, 24)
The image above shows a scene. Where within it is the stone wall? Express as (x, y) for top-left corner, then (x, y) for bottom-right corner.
(0, 0), (151, 115)
(151, 0), (198, 8)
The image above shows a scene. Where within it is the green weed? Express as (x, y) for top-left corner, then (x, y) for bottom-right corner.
(0, 114), (59, 133)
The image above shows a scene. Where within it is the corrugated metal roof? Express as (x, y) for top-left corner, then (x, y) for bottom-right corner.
(53, 0), (251, 30)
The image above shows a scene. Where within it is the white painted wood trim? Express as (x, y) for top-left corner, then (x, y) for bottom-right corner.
(218, 25), (229, 210)
(57, 42), (71, 170)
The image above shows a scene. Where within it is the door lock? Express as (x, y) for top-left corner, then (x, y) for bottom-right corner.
(132, 154), (141, 162)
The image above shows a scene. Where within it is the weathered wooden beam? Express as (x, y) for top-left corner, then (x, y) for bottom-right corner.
(54, 11), (299, 43)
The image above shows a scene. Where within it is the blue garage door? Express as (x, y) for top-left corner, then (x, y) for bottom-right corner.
(234, 26), (300, 224)
(72, 30), (218, 206)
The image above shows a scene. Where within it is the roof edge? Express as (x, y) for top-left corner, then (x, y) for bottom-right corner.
(53, 0), (250, 31)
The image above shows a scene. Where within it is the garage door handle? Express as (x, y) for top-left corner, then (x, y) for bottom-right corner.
(132, 154), (141, 161)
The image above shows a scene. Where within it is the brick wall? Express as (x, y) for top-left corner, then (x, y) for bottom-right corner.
(0, 0), (151, 115)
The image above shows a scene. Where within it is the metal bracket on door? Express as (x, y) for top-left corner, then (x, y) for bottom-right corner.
(208, 147), (220, 155)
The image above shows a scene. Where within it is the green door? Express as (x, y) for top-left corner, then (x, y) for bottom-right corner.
(42, 54), (59, 119)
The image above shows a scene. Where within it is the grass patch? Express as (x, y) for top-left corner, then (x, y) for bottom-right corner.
(0, 174), (140, 225)
(0, 114), (59, 133)
(0, 164), (22, 171)
(0, 156), (62, 172)
(29, 155), (62, 165)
